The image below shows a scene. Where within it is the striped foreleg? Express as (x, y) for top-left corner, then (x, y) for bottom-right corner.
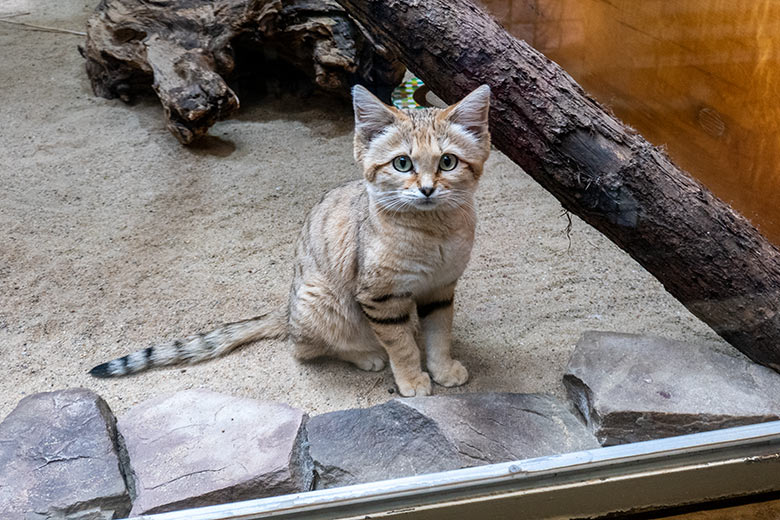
(417, 283), (468, 387)
(357, 291), (431, 396)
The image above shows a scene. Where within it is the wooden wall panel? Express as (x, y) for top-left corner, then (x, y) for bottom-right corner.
(481, 0), (780, 245)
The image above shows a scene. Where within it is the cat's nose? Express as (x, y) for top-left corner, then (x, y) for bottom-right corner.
(419, 186), (435, 198)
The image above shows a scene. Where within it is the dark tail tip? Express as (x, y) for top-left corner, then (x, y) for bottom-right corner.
(89, 362), (114, 378)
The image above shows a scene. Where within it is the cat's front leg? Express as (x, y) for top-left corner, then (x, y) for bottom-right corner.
(418, 284), (469, 387)
(357, 293), (432, 396)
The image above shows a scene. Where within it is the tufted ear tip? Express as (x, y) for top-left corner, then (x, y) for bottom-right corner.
(473, 84), (491, 98)
(445, 84), (491, 139)
(351, 84), (370, 101)
(352, 84), (397, 143)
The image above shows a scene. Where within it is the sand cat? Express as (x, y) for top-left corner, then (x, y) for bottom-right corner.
(90, 84), (491, 396)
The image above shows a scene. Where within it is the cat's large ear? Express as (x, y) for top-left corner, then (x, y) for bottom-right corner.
(444, 84), (491, 140)
(352, 85), (397, 145)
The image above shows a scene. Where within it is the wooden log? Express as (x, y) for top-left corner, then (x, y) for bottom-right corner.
(82, 0), (404, 144)
(336, 0), (780, 372)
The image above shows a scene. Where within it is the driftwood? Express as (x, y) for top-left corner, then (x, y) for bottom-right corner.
(336, 0), (780, 372)
(82, 0), (404, 143)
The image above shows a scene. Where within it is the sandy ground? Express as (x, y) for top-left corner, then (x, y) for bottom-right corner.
(0, 1), (733, 421)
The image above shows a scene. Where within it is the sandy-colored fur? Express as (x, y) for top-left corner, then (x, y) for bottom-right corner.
(90, 85), (491, 396)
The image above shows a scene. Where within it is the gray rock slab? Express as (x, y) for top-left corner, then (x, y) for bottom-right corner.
(307, 393), (597, 489)
(306, 400), (463, 489)
(0, 388), (130, 520)
(564, 331), (780, 446)
(399, 393), (599, 465)
(119, 390), (312, 516)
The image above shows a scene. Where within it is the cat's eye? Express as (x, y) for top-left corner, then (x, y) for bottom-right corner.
(392, 155), (413, 172)
(439, 153), (458, 171)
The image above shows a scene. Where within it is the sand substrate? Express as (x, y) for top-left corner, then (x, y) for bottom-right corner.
(0, 1), (733, 420)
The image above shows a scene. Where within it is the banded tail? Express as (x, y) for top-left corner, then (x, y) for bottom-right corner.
(88, 310), (288, 378)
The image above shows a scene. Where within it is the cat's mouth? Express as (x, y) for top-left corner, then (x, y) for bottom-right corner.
(413, 197), (440, 210)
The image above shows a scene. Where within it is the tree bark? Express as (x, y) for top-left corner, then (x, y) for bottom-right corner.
(82, 0), (405, 144)
(336, 0), (780, 372)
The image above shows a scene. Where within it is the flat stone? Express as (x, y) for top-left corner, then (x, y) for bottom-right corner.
(307, 393), (597, 489)
(564, 331), (780, 446)
(0, 388), (130, 520)
(119, 390), (312, 516)
(307, 400), (463, 489)
(400, 393), (599, 465)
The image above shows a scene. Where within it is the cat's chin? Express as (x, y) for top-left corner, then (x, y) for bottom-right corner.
(411, 198), (442, 211)
(373, 198), (442, 212)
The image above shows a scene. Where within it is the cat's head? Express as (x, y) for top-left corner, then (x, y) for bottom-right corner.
(352, 84), (491, 212)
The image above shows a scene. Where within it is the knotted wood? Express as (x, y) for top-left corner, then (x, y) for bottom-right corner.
(336, 0), (780, 372)
(82, 0), (405, 143)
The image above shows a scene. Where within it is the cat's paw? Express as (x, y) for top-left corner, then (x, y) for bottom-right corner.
(396, 371), (432, 397)
(430, 359), (469, 387)
(352, 354), (387, 372)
